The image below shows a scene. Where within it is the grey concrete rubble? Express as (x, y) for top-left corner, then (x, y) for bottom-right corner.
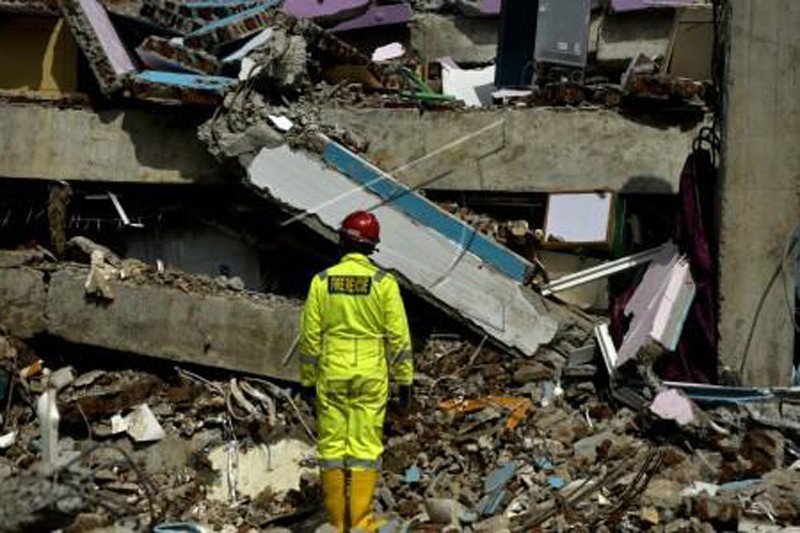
(0, 0), (798, 531)
(1, 325), (799, 531)
(0, 248), (301, 382)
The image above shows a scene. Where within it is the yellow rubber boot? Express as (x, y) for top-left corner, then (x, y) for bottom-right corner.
(321, 469), (346, 531)
(350, 469), (380, 532)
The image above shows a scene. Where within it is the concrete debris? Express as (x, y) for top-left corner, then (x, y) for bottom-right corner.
(137, 35), (222, 75)
(0, 249), (302, 382)
(85, 249), (116, 300)
(0, 0), (786, 531)
(245, 27), (309, 90)
(47, 366), (76, 391)
(184, 1), (281, 50)
(207, 439), (315, 501)
(0, 317), (797, 530)
(650, 388), (696, 426)
(0, 430), (17, 449)
(124, 404), (166, 442)
(36, 389), (60, 465)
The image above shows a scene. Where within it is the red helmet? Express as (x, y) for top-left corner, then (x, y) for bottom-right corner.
(340, 210), (380, 245)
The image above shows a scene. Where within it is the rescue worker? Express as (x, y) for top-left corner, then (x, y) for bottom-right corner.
(299, 210), (413, 532)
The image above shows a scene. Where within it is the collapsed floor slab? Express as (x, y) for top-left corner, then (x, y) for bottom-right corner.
(0, 255), (301, 382)
(245, 141), (560, 356)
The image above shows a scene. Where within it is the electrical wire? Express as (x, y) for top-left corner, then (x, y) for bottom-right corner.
(738, 231), (799, 376)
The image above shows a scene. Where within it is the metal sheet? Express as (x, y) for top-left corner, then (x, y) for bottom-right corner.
(246, 144), (558, 355)
(535, 0), (590, 68)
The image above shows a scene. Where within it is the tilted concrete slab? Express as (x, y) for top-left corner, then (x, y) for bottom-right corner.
(0, 258), (301, 381)
(0, 104), (226, 184)
(320, 107), (706, 194)
(58, 0), (137, 94)
(246, 142), (559, 356)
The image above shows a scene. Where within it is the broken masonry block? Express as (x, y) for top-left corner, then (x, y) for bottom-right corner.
(57, 0), (137, 94)
(137, 36), (222, 75)
(140, 0), (202, 33)
(180, 0), (260, 21)
(183, 1), (281, 51)
(129, 70), (237, 105)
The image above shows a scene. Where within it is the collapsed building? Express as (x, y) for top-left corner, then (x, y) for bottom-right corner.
(0, 0), (799, 531)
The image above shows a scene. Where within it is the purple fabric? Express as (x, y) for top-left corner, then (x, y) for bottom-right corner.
(611, 150), (718, 383)
(330, 3), (412, 32)
(657, 149), (718, 383)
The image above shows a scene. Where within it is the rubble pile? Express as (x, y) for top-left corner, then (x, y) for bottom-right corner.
(0, 333), (320, 531)
(382, 338), (800, 531)
(3, 318), (800, 531)
(437, 202), (533, 248)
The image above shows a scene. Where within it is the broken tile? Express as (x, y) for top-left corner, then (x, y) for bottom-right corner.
(650, 388), (695, 426)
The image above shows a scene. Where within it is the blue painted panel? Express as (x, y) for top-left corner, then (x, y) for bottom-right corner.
(187, 0), (278, 34)
(136, 70), (236, 93)
(322, 142), (531, 282)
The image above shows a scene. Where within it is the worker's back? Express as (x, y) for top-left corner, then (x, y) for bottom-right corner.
(305, 253), (396, 381)
(319, 254), (386, 342)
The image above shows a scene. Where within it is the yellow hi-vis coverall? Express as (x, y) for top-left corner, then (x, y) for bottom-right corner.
(299, 252), (413, 471)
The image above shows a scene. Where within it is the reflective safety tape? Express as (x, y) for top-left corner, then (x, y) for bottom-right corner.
(318, 457), (382, 470)
(373, 270), (387, 283)
(319, 458), (346, 470)
(317, 270), (328, 281)
(346, 457), (382, 470)
(300, 354), (319, 366)
(391, 350), (412, 364)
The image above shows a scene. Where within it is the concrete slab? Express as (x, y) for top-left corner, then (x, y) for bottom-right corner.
(319, 107), (704, 193)
(597, 10), (674, 67)
(58, 0), (137, 93)
(44, 267), (301, 381)
(246, 143), (559, 356)
(0, 104), (225, 184)
(410, 14), (499, 63)
(0, 265), (47, 338)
